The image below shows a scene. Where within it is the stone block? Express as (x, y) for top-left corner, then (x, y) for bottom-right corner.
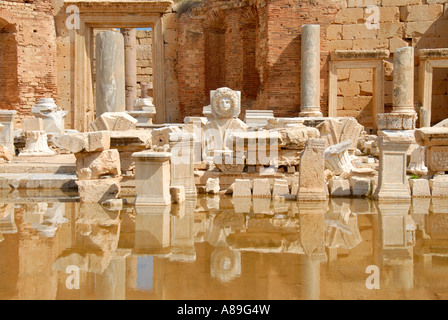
(75, 149), (121, 180)
(426, 146), (448, 173)
(430, 179), (448, 197)
(410, 179), (431, 197)
(86, 131), (110, 152)
(22, 118), (43, 132)
(206, 178), (220, 194)
(52, 133), (87, 153)
(0, 145), (14, 162)
(170, 186), (185, 204)
(329, 179), (351, 197)
(233, 179), (252, 198)
(76, 177), (122, 203)
(400, 4), (443, 22)
(350, 177), (371, 197)
(89, 112), (137, 132)
(272, 179), (290, 197)
(253, 179), (271, 198)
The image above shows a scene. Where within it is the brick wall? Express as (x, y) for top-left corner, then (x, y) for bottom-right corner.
(0, 0), (58, 127)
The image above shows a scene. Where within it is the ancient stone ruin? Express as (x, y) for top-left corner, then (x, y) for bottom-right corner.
(1, 0), (448, 300)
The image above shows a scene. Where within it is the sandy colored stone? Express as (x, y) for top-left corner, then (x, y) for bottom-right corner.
(86, 131), (111, 152)
(410, 179), (431, 197)
(76, 177), (122, 203)
(170, 185), (185, 204)
(298, 138), (327, 201)
(272, 179), (290, 197)
(206, 178), (220, 194)
(415, 127), (448, 147)
(350, 177), (371, 197)
(0, 145), (14, 162)
(279, 126), (321, 150)
(75, 149), (121, 180)
(89, 112), (137, 132)
(233, 179), (252, 198)
(253, 179), (271, 198)
(329, 179), (351, 197)
(52, 132), (87, 153)
(22, 118), (43, 132)
(430, 179), (448, 197)
(152, 126), (182, 147)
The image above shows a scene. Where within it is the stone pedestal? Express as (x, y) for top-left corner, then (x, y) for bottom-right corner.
(169, 132), (196, 197)
(132, 151), (171, 205)
(373, 131), (413, 200)
(0, 110), (16, 153)
(121, 28), (137, 112)
(299, 24), (322, 117)
(95, 31), (125, 117)
(18, 131), (55, 157)
(298, 138), (327, 201)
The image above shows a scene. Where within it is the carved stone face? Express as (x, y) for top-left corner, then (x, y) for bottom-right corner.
(219, 97), (232, 111)
(211, 87), (241, 119)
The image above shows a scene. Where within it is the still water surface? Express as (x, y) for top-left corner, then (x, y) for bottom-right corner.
(1, 194), (448, 300)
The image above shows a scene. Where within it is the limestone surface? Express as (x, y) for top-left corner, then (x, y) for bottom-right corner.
(75, 149), (121, 180)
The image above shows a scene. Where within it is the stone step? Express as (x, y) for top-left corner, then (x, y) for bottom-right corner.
(0, 173), (77, 190)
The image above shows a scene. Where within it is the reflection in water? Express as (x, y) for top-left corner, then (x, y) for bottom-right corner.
(2, 195), (448, 299)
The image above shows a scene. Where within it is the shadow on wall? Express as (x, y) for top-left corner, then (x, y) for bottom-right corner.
(0, 19), (19, 112)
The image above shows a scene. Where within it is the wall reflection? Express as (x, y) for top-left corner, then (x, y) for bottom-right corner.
(1, 195), (448, 300)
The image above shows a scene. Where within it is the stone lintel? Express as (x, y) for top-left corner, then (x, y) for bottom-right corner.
(330, 49), (390, 61)
(65, 0), (174, 14)
(418, 48), (448, 60)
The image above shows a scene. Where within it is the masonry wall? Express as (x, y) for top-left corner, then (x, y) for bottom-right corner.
(0, 0), (58, 127)
(136, 30), (153, 96)
(177, 0), (448, 128)
(326, 0), (448, 128)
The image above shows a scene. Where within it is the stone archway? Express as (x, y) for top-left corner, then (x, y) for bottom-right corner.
(0, 18), (19, 111)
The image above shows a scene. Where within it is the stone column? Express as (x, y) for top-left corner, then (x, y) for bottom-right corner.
(132, 151), (171, 205)
(373, 131), (413, 200)
(299, 24), (322, 118)
(95, 31), (126, 117)
(0, 110), (16, 152)
(392, 47), (416, 115)
(121, 28), (137, 112)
